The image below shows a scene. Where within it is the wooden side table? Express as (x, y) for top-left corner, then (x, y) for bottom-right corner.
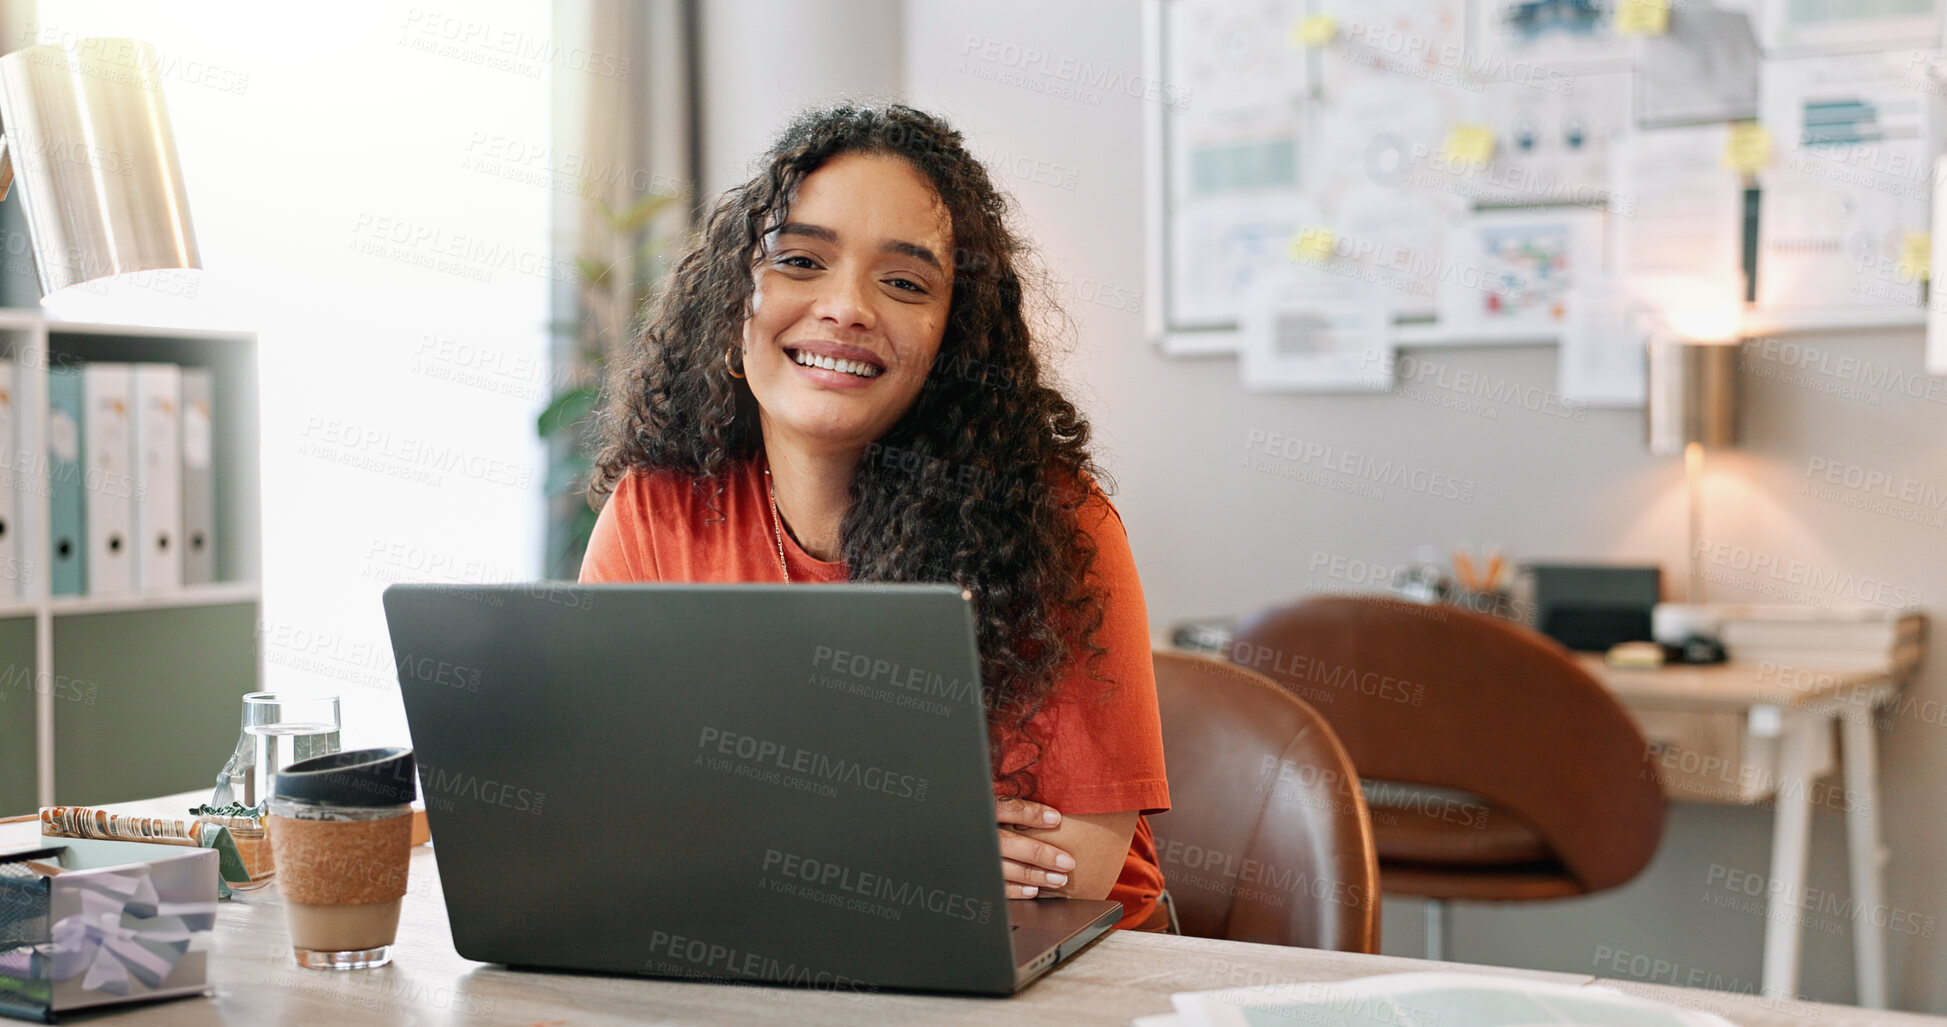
(1585, 655), (1912, 1008)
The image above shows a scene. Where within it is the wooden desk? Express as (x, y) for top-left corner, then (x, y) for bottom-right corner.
(4, 794), (1942, 1025)
(1586, 656), (1905, 1009)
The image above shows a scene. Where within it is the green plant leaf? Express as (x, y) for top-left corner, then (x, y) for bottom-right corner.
(613, 192), (681, 233)
(576, 256), (612, 287)
(547, 180), (683, 577)
(537, 386), (599, 438)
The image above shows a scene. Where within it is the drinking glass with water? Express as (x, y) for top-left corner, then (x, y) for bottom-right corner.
(212, 692), (343, 809)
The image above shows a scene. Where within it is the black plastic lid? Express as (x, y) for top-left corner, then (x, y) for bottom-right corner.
(272, 746), (416, 807)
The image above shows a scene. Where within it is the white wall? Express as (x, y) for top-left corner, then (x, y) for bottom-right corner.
(33, 2), (555, 751)
(699, 0), (904, 197)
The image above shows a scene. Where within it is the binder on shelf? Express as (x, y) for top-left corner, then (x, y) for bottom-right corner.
(180, 368), (216, 586)
(0, 362), (16, 599)
(132, 363), (183, 593)
(82, 362), (136, 597)
(49, 365), (85, 595)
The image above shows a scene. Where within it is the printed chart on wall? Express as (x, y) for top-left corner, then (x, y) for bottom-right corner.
(1239, 266), (1395, 391)
(1306, 51), (1470, 317)
(1317, 0), (1465, 84)
(1462, 72), (1631, 207)
(1756, 50), (1942, 319)
(1761, 0), (1942, 54)
(1471, 0), (1631, 72)
(1163, 0), (1309, 347)
(1438, 208), (1604, 342)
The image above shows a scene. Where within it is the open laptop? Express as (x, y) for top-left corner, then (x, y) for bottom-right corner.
(382, 582), (1121, 996)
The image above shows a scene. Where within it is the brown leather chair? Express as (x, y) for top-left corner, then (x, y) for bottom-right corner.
(1148, 650), (1381, 952)
(1227, 595), (1666, 955)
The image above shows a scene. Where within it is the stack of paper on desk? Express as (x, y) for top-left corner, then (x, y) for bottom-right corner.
(1134, 972), (1736, 1027)
(1657, 603), (1925, 673)
(1720, 614), (1923, 673)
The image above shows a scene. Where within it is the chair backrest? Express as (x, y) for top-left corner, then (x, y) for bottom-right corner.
(1228, 595), (1665, 893)
(1149, 649), (1380, 952)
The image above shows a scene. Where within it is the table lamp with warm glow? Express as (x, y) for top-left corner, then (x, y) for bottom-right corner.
(0, 39), (199, 298)
(1647, 333), (1740, 602)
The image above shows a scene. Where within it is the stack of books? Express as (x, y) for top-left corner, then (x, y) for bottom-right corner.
(1711, 604), (1925, 674)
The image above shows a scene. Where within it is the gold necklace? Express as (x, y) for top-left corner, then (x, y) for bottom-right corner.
(764, 465), (790, 583)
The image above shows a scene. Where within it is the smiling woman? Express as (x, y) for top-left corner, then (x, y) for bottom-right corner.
(579, 103), (1172, 931)
(739, 151), (956, 527)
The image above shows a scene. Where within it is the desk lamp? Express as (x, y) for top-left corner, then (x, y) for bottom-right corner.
(1646, 333), (1739, 602)
(0, 39), (199, 297)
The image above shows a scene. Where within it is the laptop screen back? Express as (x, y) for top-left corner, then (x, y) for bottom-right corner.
(384, 582), (1017, 995)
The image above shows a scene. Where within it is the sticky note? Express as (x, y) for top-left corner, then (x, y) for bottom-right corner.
(1440, 123), (1495, 167)
(1724, 122), (1772, 174)
(1291, 14), (1338, 47)
(1901, 233), (1932, 280)
(1614, 0), (1671, 36)
(1289, 228), (1336, 264)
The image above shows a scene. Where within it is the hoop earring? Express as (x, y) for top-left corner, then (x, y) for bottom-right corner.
(724, 347), (746, 379)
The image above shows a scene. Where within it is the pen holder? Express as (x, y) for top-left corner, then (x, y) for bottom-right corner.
(1447, 587), (1521, 622)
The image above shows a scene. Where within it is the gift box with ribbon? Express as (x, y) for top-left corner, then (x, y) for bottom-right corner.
(0, 844), (218, 1021)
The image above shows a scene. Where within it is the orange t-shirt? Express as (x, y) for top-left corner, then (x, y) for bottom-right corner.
(580, 461), (1171, 929)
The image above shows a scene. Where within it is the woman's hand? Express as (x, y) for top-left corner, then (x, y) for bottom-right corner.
(995, 797), (1076, 898)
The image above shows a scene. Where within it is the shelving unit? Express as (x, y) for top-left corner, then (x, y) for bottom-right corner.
(0, 310), (261, 815)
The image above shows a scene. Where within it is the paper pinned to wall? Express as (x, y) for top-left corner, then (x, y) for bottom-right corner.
(1610, 124), (1743, 300)
(1315, 0), (1467, 85)
(1460, 71), (1633, 207)
(1560, 276), (1653, 407)
(1329, 186), (1464, 317)
(1633, 2), (1761, 128)
(1309, 62), (1467, 196)
(1165, 0), (1311, 106)
(1164, 0), (1311, 333)
(1929, 155), (1947, 374)
(1239, 265), (1395, 392)
(1608, 124), (1745, 355)
(1473, 0), (1633, 71)
(1166, 100), (1305, 329)
(1756, 51), (1941, 316)
(1305, 61), (1469, 316)
(1757, 174), (1925, 312)
(1760, 0), (1942, 54)
(1172, 197), (1315, 330)
(1436, 207), (1607, 343)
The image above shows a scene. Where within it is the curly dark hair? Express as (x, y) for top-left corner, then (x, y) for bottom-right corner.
(587, 103), (1110, 797)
